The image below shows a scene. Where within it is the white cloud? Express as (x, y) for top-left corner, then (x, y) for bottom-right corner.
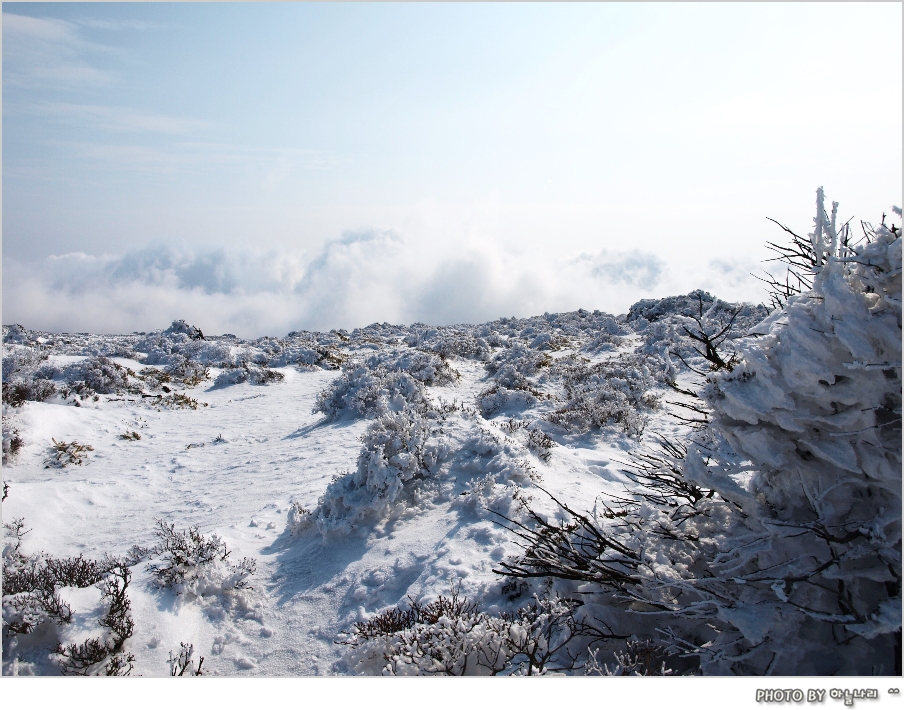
(2, 230), (771, 338)
(571, 249), (665, 290)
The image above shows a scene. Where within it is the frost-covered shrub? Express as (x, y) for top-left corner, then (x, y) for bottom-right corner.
(138, 366), (172, 391)
(44, 439), (94, 468)
(453, 428), (541, 520)
(2, 419), (24, 464)
(528, 333), (571, 351)
(2, 519), (137, 676)
(2, 346), (48, 381)
(3, 519), (96, 636)
(165, 355), (209, 386)
(476, 384), (542, 417)
(2, 324), (31, 345)
(342, 588), (596, 676)
(148, 392), (208, 410)
(163, 319), (204, 340)
(477, 346), (553, 417)
(314, 365), (427, 419)
(485, 344), (551, 380)
(584, 640), (678, 676)
(413, 329), (491, 361)
(526, 427), (557, 463)
(60, 356), (134, 397)
(312, 347), (458, 419)
(628, 289), (743, 325)
(136, 323), (233, 368)
(315, 409), (450, 533)
(168, 642), (205, 676)
(147, 520), (256, 597)
(285, 502), (314, 537)
(672, 202), (902, 673)
(582, 331), (623, 354)
(629, 292), (768, 364)
(459, 428), (541, 484)
(275, 339), (347, 370)
(2, 378), (57, 407)
(364, 348), (460, 386)
(55, 564), (136, 676)
(545, 355), (659, 436)
(213, 363), (284, 388)
(178, 338), (235, 366)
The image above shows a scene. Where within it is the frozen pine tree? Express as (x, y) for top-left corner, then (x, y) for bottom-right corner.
(498, 190), (901, 674)
(686, 191), (902, 673)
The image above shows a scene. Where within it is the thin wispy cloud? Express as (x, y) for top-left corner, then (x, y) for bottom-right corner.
(2, 12), (117, 88)
(14, 138), (332, 180)
(35, 103), (213, 135)
(71, 18), (164, 32)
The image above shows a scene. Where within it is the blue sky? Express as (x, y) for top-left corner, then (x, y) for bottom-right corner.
(3, 2), (901, 337)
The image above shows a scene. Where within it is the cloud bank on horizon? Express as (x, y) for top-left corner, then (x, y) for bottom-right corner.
(2, 234), (773, 338)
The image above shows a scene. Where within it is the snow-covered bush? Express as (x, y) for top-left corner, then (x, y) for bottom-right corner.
(410, 329), (491, 361)
(147, 520), (256, 597)
(485, 344), (551, 380)
(2, 519), (137, 676)
(314, 365), (427, 419)
(457, 428), (538, 486)
(275, 335), (347, 370)
(315, 408), (450, 533)
(314, 347), (461, 420)
(2, 378), (57, 407)
(676, 197), (902, 673)
(164, 355), (209, 386)
(364, 348), (460, 386)
(341, 587), (599, 676)
(2, 324), (31, 345)
(629, 291), (768, 366)
(213, 363), (284, 388)
(527, 333), (572, 351)
(2, 419), (23, 464)
(44, 439), (94, 468)
(285, 502), (314, 536)
(59, 356), (135, 397)
(136, 322), (232, 368)
(545, 354), (659, 436)
(168, 642), (205, 676)
(526, 427), (557, 463)
(164, 319), (205, 340)
(55, 563), (136, 676)
(452, 427), (542, 521)
(2, 353), (139, 405)
(149, 392), (208, 410)
(584, 639), (677, 676)
(2, 346), (48, 381)
(476, 384), (542, 417)
(500, 192), (902, 675)
(477, 345), (553, 417)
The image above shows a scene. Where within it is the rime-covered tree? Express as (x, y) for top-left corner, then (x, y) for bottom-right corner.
(499, 190), (902, 674)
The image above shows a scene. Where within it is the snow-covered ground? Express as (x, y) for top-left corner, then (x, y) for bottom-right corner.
(3, 297), (743, 677)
